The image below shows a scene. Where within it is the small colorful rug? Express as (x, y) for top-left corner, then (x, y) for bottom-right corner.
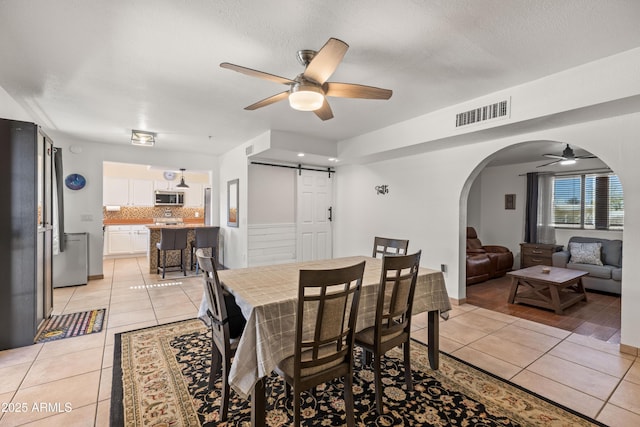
(35, 309), (106, 343)
(111, 319), (606, 427)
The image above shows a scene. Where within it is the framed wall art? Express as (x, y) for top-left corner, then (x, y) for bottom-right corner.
(227, 179), (239, 227)
(505, 194), (516, 210)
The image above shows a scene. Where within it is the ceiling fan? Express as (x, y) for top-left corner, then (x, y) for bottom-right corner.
(537, 144), (596, 167)
(220, 38), (392, 121)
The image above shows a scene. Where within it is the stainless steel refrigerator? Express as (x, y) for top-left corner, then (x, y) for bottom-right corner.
(0, 119), (54, 350)
(204, 187), (212, 225)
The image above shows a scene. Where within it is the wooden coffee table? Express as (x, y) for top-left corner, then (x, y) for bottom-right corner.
(507, 266), (588, 314)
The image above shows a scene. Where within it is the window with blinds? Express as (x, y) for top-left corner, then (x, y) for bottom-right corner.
(552, 173), (623, 230)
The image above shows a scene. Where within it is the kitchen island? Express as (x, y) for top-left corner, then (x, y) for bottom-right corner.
(146, 223), (212, 274)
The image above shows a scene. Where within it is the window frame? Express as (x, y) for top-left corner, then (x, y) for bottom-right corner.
(550, 172), (623, 231)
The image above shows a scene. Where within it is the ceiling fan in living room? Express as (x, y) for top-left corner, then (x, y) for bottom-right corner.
(537, 144), (596, 167)
(220, 37), (392, 121)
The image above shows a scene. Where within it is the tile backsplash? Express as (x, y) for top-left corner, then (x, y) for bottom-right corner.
(103, 206), (204, 221)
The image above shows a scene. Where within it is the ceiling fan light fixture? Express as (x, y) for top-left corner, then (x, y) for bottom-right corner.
(289, 83), (324, 111)
(560, 159), (577, 166)
(131, 130), (155, 147)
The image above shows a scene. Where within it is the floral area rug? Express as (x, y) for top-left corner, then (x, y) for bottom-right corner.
(111, 319), (605, 426)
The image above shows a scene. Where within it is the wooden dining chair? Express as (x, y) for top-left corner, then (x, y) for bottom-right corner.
(274, 261), (366, 427)
(355, 250), (421, 414)
(372, 236), (409, 258)
(197, 249), (239, 421)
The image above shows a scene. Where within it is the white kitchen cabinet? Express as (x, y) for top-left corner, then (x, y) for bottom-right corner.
(154, 180), (174, 191)
(131, 226), (150, 253)
(103, 178), (154, 206)
(106, 225), (133, 255)
(130, 179), (154, 206)
(103, 177), (129, 206)
(104, 225), (150, 255)
(184, 183), (204, 207)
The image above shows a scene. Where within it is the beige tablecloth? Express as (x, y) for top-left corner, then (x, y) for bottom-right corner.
(199, 256), (451, 399)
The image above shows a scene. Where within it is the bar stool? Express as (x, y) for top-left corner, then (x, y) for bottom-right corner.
(190, 226), (220, 274)
(156, 228), (188, 278)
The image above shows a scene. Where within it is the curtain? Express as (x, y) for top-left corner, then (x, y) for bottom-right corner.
(537, 174), (556, 244)
(53, 147), (65, 253)
(524, 172), (538, 243)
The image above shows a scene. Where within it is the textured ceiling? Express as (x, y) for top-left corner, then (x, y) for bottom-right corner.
(1, 0), (640, 165)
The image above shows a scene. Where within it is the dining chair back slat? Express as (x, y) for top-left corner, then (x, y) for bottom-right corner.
(372, 236), (409, 258)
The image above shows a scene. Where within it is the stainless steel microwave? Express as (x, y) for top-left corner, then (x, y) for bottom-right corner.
(154, 191), (184, 206)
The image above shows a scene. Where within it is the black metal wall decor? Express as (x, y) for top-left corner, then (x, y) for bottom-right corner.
(375, 185), (389, 195)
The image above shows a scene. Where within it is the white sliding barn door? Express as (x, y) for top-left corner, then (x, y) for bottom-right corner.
(296, 170), (333, 261)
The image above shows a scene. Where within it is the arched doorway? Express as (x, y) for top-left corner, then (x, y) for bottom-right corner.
(460, 140), (623, 343)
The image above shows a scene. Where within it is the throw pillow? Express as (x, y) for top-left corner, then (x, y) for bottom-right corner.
(602, 239), (623, 268)
(569, 242), (603, 266)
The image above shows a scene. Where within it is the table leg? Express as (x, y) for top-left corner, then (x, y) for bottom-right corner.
(251, 377), (266, 427)
(548, 285), (563, 315)
(577, 278), (588, 302)
(427, 310), (439, 370)
(507, 277), (519, 303)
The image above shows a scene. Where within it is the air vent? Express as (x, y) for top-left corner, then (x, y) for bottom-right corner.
(455, 99), (510, 128)
(245, 145), (254, 156)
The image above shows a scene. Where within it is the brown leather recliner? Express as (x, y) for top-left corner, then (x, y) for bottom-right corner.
(466, 227), (514, 285)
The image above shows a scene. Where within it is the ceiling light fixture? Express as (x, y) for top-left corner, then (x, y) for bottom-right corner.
(288, 82), (324, 111)
(131, 130), (156, 147)
(176, 168), (189, 188)
(560, 159), (577, 166)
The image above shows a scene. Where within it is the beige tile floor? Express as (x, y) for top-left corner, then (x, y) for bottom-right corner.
(1, 256), (639, 426)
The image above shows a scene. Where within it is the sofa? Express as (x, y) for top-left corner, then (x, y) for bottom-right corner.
(552, 236), (622, 294)
(466, 227), (514, 285)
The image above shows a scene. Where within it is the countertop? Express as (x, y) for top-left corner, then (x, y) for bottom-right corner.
(145, 223), (212, 230)
(103, 218), (205, 226)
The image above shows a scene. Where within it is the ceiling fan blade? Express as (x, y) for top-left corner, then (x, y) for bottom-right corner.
(303, 38), (349, 84)
(323, 82), (392, 100)
(244, 91), (289, 110)
(313, 99), (334, 121)
(542, 154), (565, 160)
(220, 62), (294, 85)
(576, 155), (597, 159)
(537, 159), (561, 168)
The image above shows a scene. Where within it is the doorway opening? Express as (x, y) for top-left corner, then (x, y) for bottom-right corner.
(462, 141), (623, 343)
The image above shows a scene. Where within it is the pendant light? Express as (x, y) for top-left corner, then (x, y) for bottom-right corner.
(176, 168), (189, 188)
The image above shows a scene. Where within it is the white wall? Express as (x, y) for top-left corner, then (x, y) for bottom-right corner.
(48, 134), (218, 277)
(0, 87), (32, 122)
(466, 177), (482, 231)
(334, 144), (479, 289)
(219, 135), (257, 268)
(334, 113), (640, 348)
(103, 161), (210, 185)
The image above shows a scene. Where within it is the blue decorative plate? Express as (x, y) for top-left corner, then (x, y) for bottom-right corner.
(65, 173), (86, 190)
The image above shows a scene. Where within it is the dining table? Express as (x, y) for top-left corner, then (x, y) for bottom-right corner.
(197, 255), (451, 427)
